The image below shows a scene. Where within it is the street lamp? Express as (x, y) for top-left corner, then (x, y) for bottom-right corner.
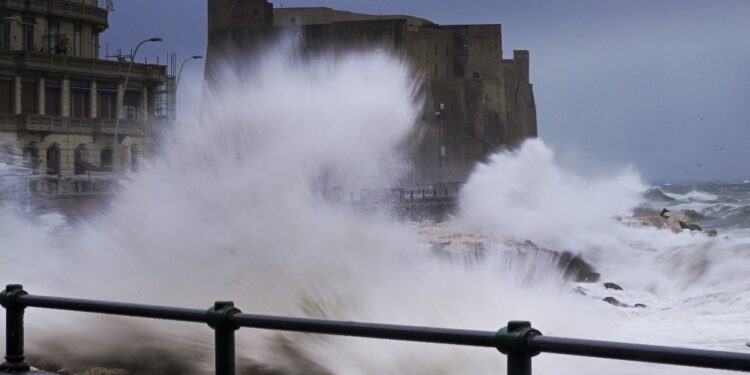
(113, 37), (162, 173)
(176, 55), (203, 89)
(174, 55), (203, 119)
(435, 103), (446, 183)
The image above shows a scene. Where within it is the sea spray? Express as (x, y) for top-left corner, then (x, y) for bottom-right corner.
(0, 42), (601, 374)
(455, 140), (750, 361)
(458, 139), (646, 250)
(0, 39), (748, 374)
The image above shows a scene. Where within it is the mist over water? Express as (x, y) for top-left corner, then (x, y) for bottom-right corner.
(1, 40), (749, 374)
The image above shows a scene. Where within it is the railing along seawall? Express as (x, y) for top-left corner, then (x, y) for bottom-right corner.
(2, 284), (750, 374)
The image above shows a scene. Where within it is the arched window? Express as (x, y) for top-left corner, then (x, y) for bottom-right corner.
(131, 145), (140, 172)
(100, 147), (113, 171)
(22, 144), (39, 171)
(46, 143), (61, 176)
(74, 144), (89, 175)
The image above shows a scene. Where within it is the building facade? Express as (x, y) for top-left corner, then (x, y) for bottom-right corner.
(207, 1), (537, 183)
(0, 0), (168, 177)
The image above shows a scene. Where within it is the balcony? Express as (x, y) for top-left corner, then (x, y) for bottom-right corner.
(0, 114), (148, 137)
(0, 0), (108, 28)
(0, 50), (167, 82)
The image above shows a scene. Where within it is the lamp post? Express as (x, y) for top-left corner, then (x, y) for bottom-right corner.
(174, 55), (203, 119)
(435, 103), (445, 183)
(176, 55), (203, 90)
(113, 37), (162, 173)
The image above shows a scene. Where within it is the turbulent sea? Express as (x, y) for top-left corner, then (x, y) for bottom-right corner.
(1, 41), (749, 374)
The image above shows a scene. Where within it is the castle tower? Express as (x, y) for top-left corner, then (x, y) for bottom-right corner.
(208, 0), (274, 36)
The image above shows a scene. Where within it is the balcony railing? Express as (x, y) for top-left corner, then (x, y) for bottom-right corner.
(1, 285), (750, 375)
(0, 50), (166, 81)
(0, 114), (147, 136)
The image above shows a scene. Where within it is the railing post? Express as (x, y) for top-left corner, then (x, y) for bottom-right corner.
(496, 321), (542, 375)
(0, 284), (30, 373)
(207, 301), (241, 375)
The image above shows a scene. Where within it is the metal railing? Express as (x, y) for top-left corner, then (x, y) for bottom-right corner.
(2, 284), (750, 375)
(323, 183), (462, 206)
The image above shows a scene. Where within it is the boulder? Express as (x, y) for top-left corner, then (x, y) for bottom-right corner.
(557, 251), (600, 283)
(603, 297), (647, 308)
(604, 282), (623, 291)
(603, 297), (648, 308)
(661, 209), (702, 232)
(505, 240), (601, 283)
(680, 222), (703, 231)
(603, 296), (628, 307)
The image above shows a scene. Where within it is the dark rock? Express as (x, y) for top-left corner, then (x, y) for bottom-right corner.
(603, 296), (628, 307)
(634, 303), (647, 308)
(574, 286), (588, 296)
(503, 240), (600, 283)
(604, 282), (623, 291)
(704, 229), (718, 237)
(679, 221), (703, 231)
(558, 251), (600, 283)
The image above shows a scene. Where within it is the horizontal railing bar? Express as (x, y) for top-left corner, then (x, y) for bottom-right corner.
(18, 295), (207, 323)
(231, 313), (498, 347)
(10, 293), (750, 372)
(530, 336), (750, 372)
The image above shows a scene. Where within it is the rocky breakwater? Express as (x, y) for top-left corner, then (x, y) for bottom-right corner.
(415, 222), (654, 309)
(622, 208), (718, 237)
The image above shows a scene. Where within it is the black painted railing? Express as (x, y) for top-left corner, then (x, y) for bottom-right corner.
(2, 284), (750, 374)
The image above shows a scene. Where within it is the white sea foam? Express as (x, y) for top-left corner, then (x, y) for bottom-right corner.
(665, 190), (719, 203)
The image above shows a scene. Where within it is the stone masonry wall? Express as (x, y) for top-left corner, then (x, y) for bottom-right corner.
(206, 0), (537, 184)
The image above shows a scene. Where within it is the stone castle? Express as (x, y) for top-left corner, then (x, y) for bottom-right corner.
(206, 0), (537, 183)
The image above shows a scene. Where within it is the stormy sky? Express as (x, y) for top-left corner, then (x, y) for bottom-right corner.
(102, 0), (750, 183)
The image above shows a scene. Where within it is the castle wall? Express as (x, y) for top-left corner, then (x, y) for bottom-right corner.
(208, 0), (273, 35)
(205, 1), (537, 184)
(503, 50), (537, 142)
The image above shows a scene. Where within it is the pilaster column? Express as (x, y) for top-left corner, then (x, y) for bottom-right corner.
(13, 75), (21, 115)
(141, 85), (148, 122)
(61, 76), (70, 117)
(37, 77), (45, 115)
(116, 81), (124, 119)
(89, 79), (97, 118)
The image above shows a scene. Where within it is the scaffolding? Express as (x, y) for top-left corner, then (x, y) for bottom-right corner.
(154, 53), (177, 120)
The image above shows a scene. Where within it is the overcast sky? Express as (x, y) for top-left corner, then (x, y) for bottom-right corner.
(102, 0), (750, 183)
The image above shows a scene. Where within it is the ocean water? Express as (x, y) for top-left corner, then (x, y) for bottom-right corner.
(0, 41), (749, 374)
